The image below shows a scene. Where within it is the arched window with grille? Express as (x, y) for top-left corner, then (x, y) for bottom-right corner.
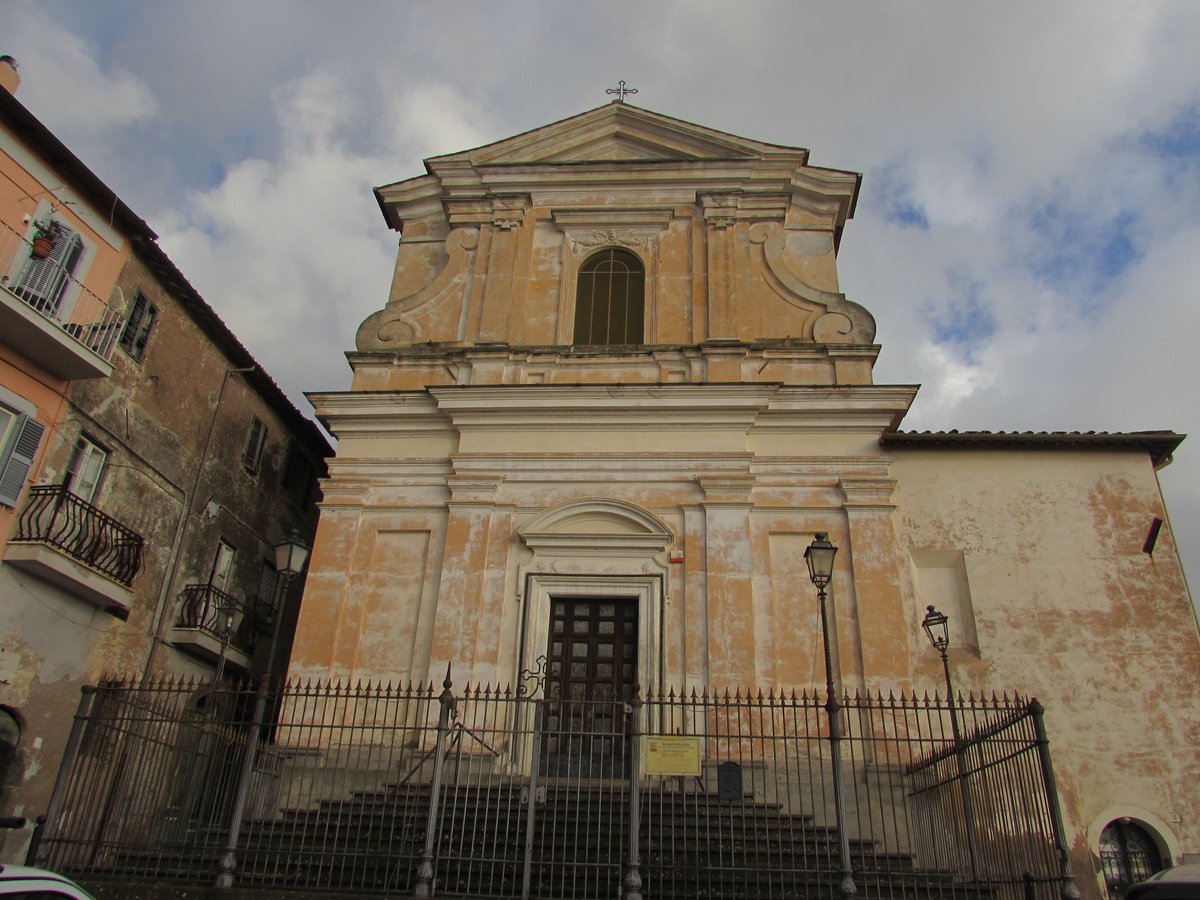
(573, 248), (645, 346)
(1100, 819), (1165, 898)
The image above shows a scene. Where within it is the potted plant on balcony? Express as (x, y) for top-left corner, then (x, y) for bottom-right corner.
(29, 215), (56, 260)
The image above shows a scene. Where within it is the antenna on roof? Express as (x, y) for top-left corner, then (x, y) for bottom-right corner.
(606, 80), (638, 103)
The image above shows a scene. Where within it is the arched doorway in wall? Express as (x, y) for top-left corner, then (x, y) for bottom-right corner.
(1100, 818), (1165, 898)
(0, 707), (20, 798)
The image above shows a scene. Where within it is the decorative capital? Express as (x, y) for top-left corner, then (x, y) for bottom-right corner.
(696, 473), (755, 505)
(700, 192), (739, 229)
(491, 195), (530, 230)
(445, 474), (504, 503)
(838, 477), (898, 508)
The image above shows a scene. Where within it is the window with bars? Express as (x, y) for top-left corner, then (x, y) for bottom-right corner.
(1101, 819), (1165, 898)
(573, 248), (645, 346)
(254, 560), (279, 623)
(242, 417), (267, 473)
(118, 291), (157, 362)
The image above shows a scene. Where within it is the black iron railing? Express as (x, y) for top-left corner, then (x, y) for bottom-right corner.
(0, 220), (125, 360)
(12, 485), (144, 586)
(37, 675), (1080, 898)
(175, 584), (262, 658)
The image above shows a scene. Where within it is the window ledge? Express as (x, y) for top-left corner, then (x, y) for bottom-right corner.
(170, 627), (253, 673)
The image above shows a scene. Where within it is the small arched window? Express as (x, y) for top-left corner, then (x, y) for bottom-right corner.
(1100, 819), (1164, 898)
(573, 248), (644, 346)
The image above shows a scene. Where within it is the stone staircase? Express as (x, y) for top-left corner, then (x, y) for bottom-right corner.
(84, 779), (993, 898)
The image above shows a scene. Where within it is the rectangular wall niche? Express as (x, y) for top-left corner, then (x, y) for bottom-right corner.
(910, 549), (979, 656)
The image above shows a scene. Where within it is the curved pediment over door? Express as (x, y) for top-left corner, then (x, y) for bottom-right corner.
(519, 497), (674, 560)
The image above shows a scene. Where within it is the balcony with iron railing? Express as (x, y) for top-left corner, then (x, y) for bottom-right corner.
(171, 583), (264, 672)
(0, 218), (124, 379)
(4, 484), (145, 617)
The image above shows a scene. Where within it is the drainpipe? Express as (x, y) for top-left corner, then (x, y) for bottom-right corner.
(140, 366), (255, 679)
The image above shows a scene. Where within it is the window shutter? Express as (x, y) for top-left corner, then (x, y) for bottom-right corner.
(119, 292), (157, 360)
(0, 416), (46, 507)
(14, 223), (82, 316)
(242, 418), (266, 472)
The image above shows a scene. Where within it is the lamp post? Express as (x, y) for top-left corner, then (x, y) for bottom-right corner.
(216, 531), (309, 889)
(804, 533), (856, 899)
(920, 604), (979, 880)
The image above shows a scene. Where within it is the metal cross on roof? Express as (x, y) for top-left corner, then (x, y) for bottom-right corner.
(606, 80), (638, 102)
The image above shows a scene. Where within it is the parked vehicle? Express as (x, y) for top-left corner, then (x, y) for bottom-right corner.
(1127, 864), (1200, 899)
(0, 865), (96, 898)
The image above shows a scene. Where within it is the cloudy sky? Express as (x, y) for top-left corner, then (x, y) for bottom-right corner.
(6, 1), (1200, 596)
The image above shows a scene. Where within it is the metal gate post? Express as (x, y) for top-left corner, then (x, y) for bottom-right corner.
(826, 691), (857, 899)
(32, 685), (97, 867)
(520, 700), (544, 900)
(814, 576), (856, 900)
(1030, 701), (1082, 900)
(623, 689), (643, 900)
(414, 665), (456, 899)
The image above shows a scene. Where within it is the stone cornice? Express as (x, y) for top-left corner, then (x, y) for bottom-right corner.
(311, 383), (918, 440)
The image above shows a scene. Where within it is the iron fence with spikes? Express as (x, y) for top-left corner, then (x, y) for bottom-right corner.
(37, 674), (1078, 898)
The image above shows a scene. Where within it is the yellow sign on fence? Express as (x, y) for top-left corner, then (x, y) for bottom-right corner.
(643, 736), (702, 776)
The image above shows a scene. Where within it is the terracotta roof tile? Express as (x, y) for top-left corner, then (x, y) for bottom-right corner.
(881, 429), (1184, 466)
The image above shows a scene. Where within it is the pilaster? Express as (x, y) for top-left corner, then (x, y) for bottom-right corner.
(839, 477), (910, 687)
(427, 474), (505, 682)
(697, 474), (757, 687)
(701, 194), (738, 340)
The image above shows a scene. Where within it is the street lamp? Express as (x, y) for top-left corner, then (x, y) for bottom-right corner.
(804, 532), (837, 591)
(216, 531), (309, 889)
(921, 603), (949, 659)
(274, 533), (310, 582)
(920, 604), (979, 879)
(920, 605), (956, 730)
(804, 532), (855, 899)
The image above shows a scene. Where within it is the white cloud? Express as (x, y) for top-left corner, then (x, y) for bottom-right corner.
(13, 0), (1200, 594)
(153, 73), (505, 417)
(156, 70), (397, 410)
(4, 2), (157, 139)
(379, 82), (501, 166)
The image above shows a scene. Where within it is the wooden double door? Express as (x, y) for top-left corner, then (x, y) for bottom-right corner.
(542, 598), (638, 778)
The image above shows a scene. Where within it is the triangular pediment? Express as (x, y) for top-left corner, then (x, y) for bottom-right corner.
(428, 103), (809, 166)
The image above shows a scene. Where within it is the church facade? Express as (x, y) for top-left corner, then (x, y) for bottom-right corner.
(291, 103), (1198, 897)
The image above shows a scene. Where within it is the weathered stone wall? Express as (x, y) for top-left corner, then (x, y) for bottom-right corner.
(892, 448), (1200, 896)
(0, 247), (328, 861)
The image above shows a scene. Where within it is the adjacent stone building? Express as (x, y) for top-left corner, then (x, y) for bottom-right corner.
(0, 62), (330, 859)
(292, 102), (1198, 898)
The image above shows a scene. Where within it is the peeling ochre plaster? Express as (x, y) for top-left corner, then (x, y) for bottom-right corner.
(294, 108), (1199, 891)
